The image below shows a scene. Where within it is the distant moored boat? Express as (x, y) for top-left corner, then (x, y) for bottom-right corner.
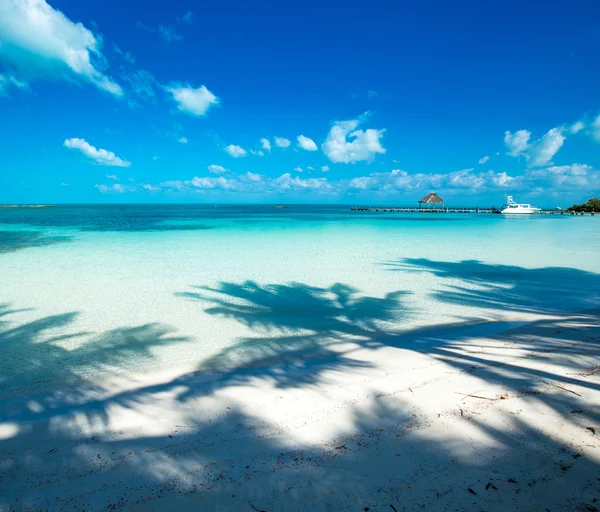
(501, 196), (541, 214)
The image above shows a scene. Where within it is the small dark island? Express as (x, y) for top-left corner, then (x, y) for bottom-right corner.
(568, 197), (600, 213)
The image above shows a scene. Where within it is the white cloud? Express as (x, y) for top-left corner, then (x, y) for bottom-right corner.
(250, 149), (264, 156)
(190, 176), (234, 190)
(64, 138), (131, 167)
(208, 164), (227, 174)
(260, 138), (271, 151)
(592, 115), (600, 143)
(527, 128), (565, 167)
(504, 130), (531, 157)
(166, 83), (219, 116)
(104, 161), (600, 198)
(505, 127), (565, 167)
(95, 183), (127, 193)
(0, 0), (122, 96)
(306, 166), (315, 171)
(297, 135), (318, 151)
(274, 137), (291, 148)
(478, 155), (489, 164)
(60, 182), (69, 187)
(152, 155), (160, 160)
(321, 165), (329, 172)
(293, 167), (303, 173)
(522, 163), (599, 189)
(224, 144), (247, 158)
(106, 174), (119, 180)
(347, 168), (513, 193)
(322, 118), (386, 163)
(245, 172), (261, 182)
(178, 136), (188, 144)
(345, 163), (600, 196)
(367, 90), (378, 98)
(570, 121), (585, 134)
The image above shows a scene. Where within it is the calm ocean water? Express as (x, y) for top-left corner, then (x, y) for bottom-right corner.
(1, 204), (599, 398)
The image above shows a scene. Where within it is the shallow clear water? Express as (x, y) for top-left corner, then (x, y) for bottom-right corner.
(1, 205), (599, 398)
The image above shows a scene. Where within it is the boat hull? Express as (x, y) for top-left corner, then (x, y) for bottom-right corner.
(501, 207), (541, 214)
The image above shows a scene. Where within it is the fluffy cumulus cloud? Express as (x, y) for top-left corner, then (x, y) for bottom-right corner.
(570, 121), (585, 134)
(504, 130), (531, 157)
(293, 167), (303, 173)
(478, 155), (489, 164)
(64, 138), (131, 167)
(190, 176), (233, 190)
(260, 138), (271, 151)
(224, 144), (247, 158)
(0, 0), (122, 96)
(178, 136), (188, 144)
(208, 164), (227, 174)
(245, 172), (261, 182)
(527, 128), (565, 167)
(106, 174), (119, 180)
(322, 118), (386, 164)
(166, 83), (219, 116)
(297, 135), (318, 151)
(521, 163), (599, 191)
(105, 162), (600, 199)
(274, 137), (291, 148)
(346, 163), (600, 196)
(321, 165), (329, 172)
(504, 127), (565, 167)
(348, 168), (513, 193)
(95, 183), (127, 193)
(154, 172), (337, 196)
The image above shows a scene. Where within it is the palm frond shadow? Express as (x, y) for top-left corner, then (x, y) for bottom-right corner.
(1, 255), (600, 510)
(383, 257), (600, 314)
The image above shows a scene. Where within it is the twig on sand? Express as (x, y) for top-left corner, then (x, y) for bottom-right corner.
(248, 501), (266, 512)
(455, 392), (507, 402)
(552, 383), (581, 397)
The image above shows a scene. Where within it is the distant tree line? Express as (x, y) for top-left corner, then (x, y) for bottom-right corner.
(568, 197), (600, 213)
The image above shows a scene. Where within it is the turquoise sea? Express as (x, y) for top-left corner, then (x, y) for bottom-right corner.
(1, 204), (599, 399)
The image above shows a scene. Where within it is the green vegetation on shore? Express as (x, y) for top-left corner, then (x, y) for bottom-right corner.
(568, 197), (600, 213)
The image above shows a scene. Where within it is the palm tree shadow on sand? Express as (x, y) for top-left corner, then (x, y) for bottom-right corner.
(382, 257), (600, 314)
(1, 257), (600, 510)
(175, 281), (410, 387)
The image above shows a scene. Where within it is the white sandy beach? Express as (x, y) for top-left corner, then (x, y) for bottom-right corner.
(0, 307), (598, 511)
(1, 214), (599, 511)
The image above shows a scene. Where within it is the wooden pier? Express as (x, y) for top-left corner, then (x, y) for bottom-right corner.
(350, 206), (595, 215)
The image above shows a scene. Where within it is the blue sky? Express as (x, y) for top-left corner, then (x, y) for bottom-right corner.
(1, 0), (599, 206)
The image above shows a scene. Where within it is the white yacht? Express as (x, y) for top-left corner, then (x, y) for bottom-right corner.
(501, 196), (541, 214)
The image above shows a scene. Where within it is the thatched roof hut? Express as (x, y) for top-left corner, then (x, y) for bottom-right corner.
(418, 192), (445, 208)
